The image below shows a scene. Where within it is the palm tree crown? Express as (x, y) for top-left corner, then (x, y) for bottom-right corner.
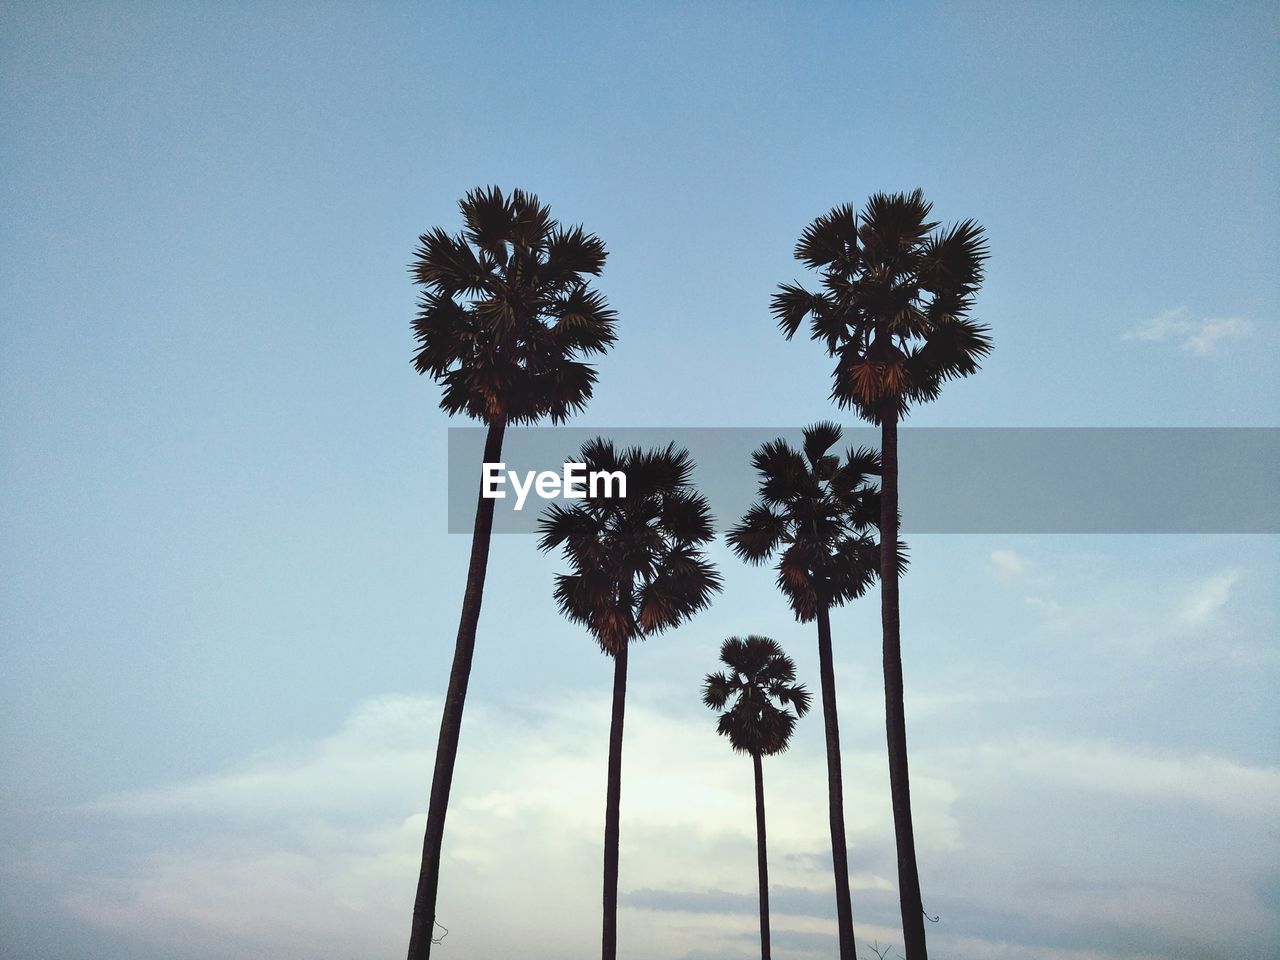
(411, 185), (617, 424)
(728, 422), (894, 621)
(772, 188), (990, 423)
(703, 636), (811, 756)
(538, 439), (722, 654)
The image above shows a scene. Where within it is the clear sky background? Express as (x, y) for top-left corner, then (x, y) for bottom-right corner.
(2, 3), (1277, 959)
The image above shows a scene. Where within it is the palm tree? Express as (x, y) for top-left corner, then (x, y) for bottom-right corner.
(702, 636), (812, 960)
(407, 186), (617, 960)
(728, 423), (890, 960)
(772, 190), (990, 959)
(538, 440), (721, 960)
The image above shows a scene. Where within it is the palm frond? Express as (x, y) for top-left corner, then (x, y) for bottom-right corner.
(726, 504), (789, 564)
(752, 439), (813, 507)
(794, 203), (859, 271)
(802, 421), (843, 467)
(919, 218), (988, 295)
(458, 185), (517, 263)
(546, 224), (608, 278)
(779, 682), (812, 717)
(578, 436), (620, 476)
(659, 490), (716, 545)
(548, 287), (618, 354)
(771, 283), (822, 340)
(702, 671), (735, 710)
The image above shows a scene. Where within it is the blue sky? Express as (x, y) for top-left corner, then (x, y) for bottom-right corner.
(1, 3), (1277, 958)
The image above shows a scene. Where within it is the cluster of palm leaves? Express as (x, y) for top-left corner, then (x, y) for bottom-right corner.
(406, 186), (989, 960)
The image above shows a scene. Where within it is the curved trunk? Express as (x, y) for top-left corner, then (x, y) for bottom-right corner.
(406, 418), (506, 960)
(753, 751), (771, 960)
(816, 602), (857, 959)
(880, 411), (928, 959)
(602, 642), (629, 960)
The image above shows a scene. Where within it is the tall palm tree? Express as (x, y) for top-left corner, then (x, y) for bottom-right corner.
(702, 636), (811, 960)
(538, 440), (721, 960)
(728, 423), (890, 960)
(772, 190), (990, 959)
(407, 186), (617, 959)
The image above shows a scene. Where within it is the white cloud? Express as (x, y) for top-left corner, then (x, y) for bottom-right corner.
(90, 694), (438, 820)
(56, 682), (1280, 960)
(1178, 568), (1241, 626)
(934, 736), (1280, 817)
(989, 549), (1027, 578)
(1122, 307), (1254, 355)
(67, 691), (911, 959)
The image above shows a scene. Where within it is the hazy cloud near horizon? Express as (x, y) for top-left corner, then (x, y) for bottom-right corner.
(44, 686), (1280, 960)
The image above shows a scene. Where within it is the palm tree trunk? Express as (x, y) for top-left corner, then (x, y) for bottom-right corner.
(880, 410), (927, 959)
(752, 750), (772, 960)
(816, 602), (857, 960)
(406, 417), (506, 960)
(602, 641), (629, 960)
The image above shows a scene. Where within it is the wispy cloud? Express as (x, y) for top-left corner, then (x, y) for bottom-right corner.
(1123, 307), (1254, 355)
(989, 549), (1028, 578)
(1178, 568), (1242, 626)
(935, 735), (1280, 817)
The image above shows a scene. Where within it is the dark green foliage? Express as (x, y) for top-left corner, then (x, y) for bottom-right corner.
(410, 186), (617, 424)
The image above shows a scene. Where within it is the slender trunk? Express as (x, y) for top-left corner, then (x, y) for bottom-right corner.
(602, 641), (629, 960)
(753, 751), (771, 960)
(406, 418), (506, 960)
(880, 411), (928, 959)
(816, 602), (857, 960)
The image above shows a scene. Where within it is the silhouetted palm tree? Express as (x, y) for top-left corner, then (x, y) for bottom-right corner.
(728, 423), (890, 960)
(773, 190), (989, 959)
(703, 635), (811, 960)
(539, 440), (721, 960)
(407, 187), (617, 960)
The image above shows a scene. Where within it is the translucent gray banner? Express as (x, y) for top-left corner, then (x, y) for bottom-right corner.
(445, 428), (1278, 534)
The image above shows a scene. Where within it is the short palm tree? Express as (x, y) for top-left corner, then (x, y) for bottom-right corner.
(773, 190), (989, 959)
(703, 636), (811, 960)
(728, 422), (890, 960)
(539, 439), (721, 960)
(407, 186), (617, 960)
